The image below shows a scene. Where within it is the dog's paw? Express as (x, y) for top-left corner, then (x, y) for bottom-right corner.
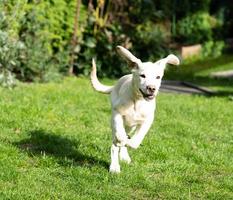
(119, 148), (131, 164)
(120, 154), (131, 164)
(109, 164), (121, 173)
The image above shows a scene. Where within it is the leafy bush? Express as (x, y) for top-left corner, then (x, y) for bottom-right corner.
(0, 0), (87, 84)
(181, 40), (225, 64)
(202, 40), (225, 58)
(76, 1), (132, 78)
(17, 0), (87, 81)
(176, 12), (219, 44)
(0, 0), (26, 87)
(77, 19), (129, 77)
(0, 30), (24, 87)
(133, 21), (171, 61)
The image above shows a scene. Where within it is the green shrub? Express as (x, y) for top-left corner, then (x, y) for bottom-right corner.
(0, 0), (87, 83)
(17, 0), (87, 81)
(0, 30), (24, 87)
(176, 12), (219, 44)
(0, 0), (26, 87)
(78, 18), (128, 77)
(133, 21), (171, 61)
(202, 40), (225, 58)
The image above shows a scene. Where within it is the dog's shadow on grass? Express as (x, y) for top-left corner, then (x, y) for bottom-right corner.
(14, 130), (109, 169)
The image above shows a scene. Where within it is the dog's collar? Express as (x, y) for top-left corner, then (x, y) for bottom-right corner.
(139, 88), (155, 101)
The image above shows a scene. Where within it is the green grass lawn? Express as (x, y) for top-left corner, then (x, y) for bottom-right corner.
(0, 76), (232, 199)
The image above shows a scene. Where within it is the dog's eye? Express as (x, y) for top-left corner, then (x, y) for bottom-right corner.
(140, 74), (146, 78)
(156, 76), (161, 79)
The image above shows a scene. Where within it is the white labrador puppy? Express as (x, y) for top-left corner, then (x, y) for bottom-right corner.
(91, 46), (180, 173)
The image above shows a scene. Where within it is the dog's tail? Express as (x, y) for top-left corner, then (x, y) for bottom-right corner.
(90, 59), (114, 94)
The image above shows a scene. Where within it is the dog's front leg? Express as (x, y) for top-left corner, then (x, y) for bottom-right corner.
(126, 115), (154, 149)
(109, 144), (120, 173)
(111, 110), (128, 146)
(110, 110), (128, 173)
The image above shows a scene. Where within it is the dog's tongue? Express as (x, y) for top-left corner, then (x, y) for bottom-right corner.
(139, 89), (154, 100)
(146, 95), (154, 100)
(146, 92), (154, 98)
(144, 93), (154, 100)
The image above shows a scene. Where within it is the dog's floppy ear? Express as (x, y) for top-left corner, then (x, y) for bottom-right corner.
(164, 54), (180, 65)
(116, 46), (141, 68)
(157, 54), (180, 70)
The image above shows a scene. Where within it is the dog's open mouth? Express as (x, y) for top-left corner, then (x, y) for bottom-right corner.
(139, 89), (155, 101)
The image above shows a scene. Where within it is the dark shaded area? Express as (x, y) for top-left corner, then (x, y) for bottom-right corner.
(161, 77), (233, 97)
(188, 77), (233, 97)
(210, 0), (233, 39)
(14, 130), (109, 169)
(161, 80), (215, 95)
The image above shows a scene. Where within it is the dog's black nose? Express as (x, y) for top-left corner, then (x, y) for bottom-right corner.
(146, 85), (156, 93)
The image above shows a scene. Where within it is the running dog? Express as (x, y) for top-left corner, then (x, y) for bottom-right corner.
(91, 46), (180, 173)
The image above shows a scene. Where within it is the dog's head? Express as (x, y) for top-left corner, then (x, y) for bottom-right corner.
(116, 46), (180, 101)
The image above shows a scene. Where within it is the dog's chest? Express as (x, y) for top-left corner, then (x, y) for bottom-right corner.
(122, 101), (155, 126)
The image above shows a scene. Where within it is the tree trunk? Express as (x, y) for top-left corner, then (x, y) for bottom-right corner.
(69, 0), (81, 75)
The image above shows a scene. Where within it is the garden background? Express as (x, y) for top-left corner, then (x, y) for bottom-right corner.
(1, 0), (233, 84)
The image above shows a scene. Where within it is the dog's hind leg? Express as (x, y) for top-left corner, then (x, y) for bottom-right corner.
(119, 146), (131, 164)
(119, 126), (135, 164)
(109, 144), (121, 173)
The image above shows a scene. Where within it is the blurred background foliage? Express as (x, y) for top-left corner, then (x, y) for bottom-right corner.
(0, 0), (232, 86)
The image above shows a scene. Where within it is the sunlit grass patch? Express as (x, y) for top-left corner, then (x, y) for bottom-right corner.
(0, 77), (232, 199)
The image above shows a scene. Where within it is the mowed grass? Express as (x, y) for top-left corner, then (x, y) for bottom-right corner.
(0, 77), (233, 199)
